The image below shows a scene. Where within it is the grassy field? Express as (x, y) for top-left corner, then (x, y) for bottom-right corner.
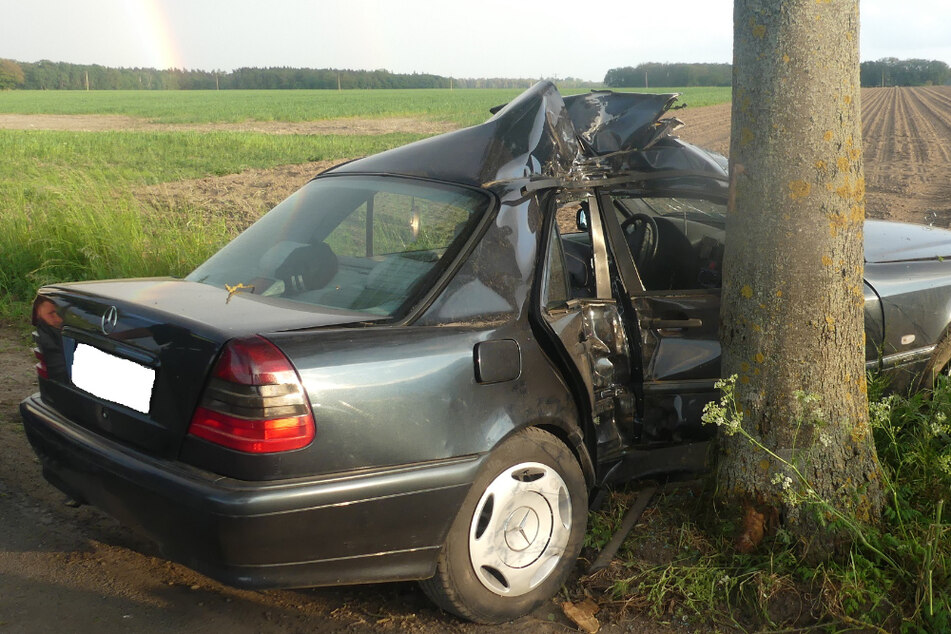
(0, 129), (420, 185)
(0, 86), (731, 126)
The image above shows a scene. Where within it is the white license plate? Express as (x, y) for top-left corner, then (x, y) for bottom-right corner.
(71, 343), (155, 414)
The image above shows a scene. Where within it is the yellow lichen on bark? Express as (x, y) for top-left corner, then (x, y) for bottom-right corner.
(740, 127), (755, 146)
(835, 177), (864, 202)
(829, 213), (848, 235)
(788, 180), (811, 200)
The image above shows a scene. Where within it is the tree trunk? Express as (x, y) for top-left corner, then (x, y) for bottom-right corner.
(720, 0), (883, 554)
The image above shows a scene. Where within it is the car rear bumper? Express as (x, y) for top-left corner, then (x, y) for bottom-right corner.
(20, 393), (480, 589)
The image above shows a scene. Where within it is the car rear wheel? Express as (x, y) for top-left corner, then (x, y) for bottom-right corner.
(420, 427), (587, 623)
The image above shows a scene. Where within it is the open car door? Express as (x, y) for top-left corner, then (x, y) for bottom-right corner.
(596, 187), (725, 445)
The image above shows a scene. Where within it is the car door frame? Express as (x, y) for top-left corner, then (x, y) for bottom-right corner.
(534, 190), (642, 467)
(593, 186), (723, 446)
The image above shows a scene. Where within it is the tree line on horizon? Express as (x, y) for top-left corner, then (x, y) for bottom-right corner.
(1, 58), (948, 91)
(605, 59), (950, 88)
(0, 59), (597, 91)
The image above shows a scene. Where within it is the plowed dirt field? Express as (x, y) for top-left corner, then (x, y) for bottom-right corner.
(674, 86), (951, 227)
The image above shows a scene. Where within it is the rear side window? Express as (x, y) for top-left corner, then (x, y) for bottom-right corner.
(188, 176), (490, 318)
(543, 225), (570, 309)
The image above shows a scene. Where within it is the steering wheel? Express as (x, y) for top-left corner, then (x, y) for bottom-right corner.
(620, 213), (659, 269)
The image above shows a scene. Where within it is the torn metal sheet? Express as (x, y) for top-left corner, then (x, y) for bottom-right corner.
(329, 81), (726, 189)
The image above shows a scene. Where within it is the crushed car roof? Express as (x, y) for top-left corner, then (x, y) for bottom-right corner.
(328, 81), (728, 191)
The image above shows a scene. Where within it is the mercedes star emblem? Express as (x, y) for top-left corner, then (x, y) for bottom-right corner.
(101, 305), (118, 335)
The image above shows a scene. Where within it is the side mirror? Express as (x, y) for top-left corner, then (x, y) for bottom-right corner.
(576, 207), (589, 232)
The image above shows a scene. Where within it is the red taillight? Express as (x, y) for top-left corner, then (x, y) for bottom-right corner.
(34, 347), (48, 379)
(212, 336), (298, 385)
(188, 336), (315, 453)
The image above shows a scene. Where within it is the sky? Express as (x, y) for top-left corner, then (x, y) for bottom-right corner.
(1, 0), (949, 82)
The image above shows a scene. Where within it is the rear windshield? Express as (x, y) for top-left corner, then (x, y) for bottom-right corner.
(188, 175), (490, 317)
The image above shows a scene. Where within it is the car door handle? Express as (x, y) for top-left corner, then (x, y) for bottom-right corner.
(645, 318), (703, 330)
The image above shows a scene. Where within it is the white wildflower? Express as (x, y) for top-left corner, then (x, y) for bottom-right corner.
(702, 376), (744, 436)
(770, 472), (793, 491)
(868, 395), (896, 428)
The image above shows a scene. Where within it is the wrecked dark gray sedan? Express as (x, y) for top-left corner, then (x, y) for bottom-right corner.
(21, 82), (951, 623)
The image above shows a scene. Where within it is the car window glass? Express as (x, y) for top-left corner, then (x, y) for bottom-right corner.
(610, 195), (726, 292)
(544, 224), (570, 309)
(372, 192), (470, 255)
(325, 202), (367, 257)
(188, 176), (489, 318)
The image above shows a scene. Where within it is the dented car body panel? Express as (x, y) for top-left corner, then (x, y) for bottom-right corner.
(21, 82), (951, 600)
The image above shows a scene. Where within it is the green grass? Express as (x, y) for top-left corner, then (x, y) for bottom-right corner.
(0, 87), (731, 127)
(615, 85), (732, 108)
(0, 174), (226, 313)
(0, 89), (530, 126)
(0, 129), (422, 186)
(585, 378), (951, 632)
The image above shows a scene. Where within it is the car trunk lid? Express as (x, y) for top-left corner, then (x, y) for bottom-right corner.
(34, 277), (379, 458)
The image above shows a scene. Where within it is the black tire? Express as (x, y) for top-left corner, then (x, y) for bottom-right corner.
(419, 427), (587, 623)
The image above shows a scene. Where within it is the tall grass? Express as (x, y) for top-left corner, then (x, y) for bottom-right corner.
(0, 169), (229, 319)
(0, 87), (732, 127)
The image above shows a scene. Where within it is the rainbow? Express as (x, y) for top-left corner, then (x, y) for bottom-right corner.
(125, 0), (185, 70)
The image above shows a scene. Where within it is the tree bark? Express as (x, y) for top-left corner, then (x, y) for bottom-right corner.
(720, 0), (883, 554)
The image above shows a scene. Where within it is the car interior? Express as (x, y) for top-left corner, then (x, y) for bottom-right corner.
(557, 195), (728, 297)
